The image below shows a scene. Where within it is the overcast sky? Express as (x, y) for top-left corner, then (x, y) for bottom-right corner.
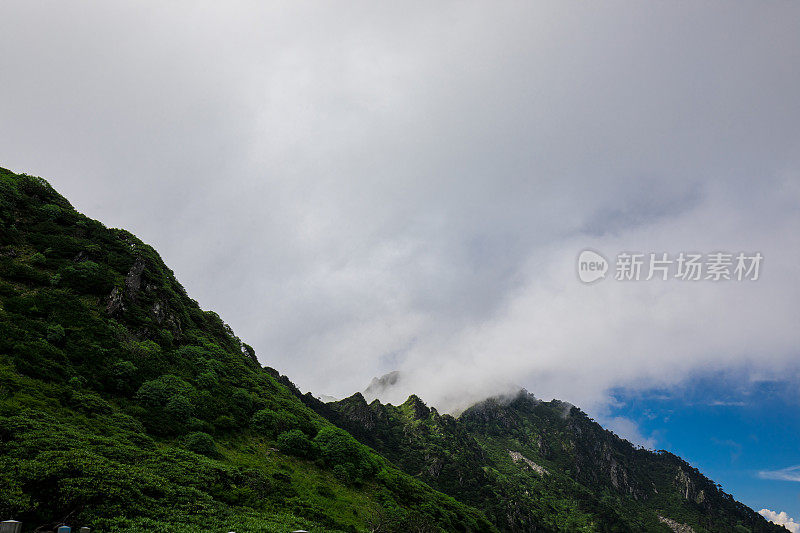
(2, 2), (799, 433)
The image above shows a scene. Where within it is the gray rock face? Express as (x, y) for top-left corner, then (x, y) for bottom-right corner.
(104, 255), (183, 341)
(675, 466), (707, 506)
(106, 286), (124, 315)
(508, 450), (548, 476)
(106, 256), (145, 316)
(659, 515), (696, 533)
(363, 370), (401, 403)
(125, 256), (146, 300)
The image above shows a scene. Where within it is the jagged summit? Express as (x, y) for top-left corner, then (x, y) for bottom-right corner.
(400, 394), (432, 420)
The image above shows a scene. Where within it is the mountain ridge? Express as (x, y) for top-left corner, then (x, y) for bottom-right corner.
(305, 387), (783, 532)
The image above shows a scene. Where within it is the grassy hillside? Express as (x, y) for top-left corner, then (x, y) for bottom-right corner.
(0, 167), (496, 532)
(315, 391), (784, 533)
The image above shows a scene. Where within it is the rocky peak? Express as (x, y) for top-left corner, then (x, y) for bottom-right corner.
(401, 394), (431, 420)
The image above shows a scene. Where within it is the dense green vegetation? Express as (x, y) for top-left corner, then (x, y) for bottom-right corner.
(0, 166), (786, 532)
(0, 167), (495, 532)
(311, 390), (784, 533)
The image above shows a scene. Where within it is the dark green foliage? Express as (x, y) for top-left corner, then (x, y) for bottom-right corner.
(314, 427), (377, 484)
(134, 375), (195, 435)
(181, 432), (219, 457)
(277, 429), (317, 458)
(251, 407), (280, 435)
(57, 260), (117, 294)
(45, 323), (65, 344)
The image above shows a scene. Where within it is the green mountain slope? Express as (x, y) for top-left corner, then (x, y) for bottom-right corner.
(312, 390), (784, 533)
(0, 167), (496, 532)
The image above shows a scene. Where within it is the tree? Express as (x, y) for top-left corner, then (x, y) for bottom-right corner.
(251, 408), (279, 436)
(277, 429), (317, 458)
(181, 432), (218, 457)
(314, 427), (377, 483)
(134, 375), (196, 435)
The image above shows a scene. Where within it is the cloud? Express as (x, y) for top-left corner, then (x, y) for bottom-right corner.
(603, 417), (657, 450)
(0, 2), (799, 420)
(759, 466), (800, 483)
(760, 509), (800, 533)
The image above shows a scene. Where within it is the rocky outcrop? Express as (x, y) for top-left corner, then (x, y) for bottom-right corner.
(508, 450), (548, 476)
(105, 255), (182, 340)
(124, 256), (146, 300)
(338, 392), (389, 430)
(106, 285), (124, 315)
(106, 256), (146, 316)
(659, 515), (696, 533)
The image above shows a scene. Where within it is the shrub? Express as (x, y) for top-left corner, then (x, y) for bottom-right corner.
(46, 323), (65, 345)
(230, 388), (254, 423)
(332, 464), (352, 484)
(196, 371), (217, 390)
(134, 375), (196, 435)
(39, 204), (63, 220)
(251, 408), (312, 437)
(58, 261), (116, 294)
(135, 375), (191, 408)
(181, 432), (218, 457)
(164, 395), (193, 424)
(251, 408), (279, 436)
(214, 415), (236, 431)
(109, 360), (138, 394)
(277, 429), (317, 458)
(314, 427), (377, 483)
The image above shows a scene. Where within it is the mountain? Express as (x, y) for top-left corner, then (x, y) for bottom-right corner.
(0, 167), (495, 532)
(0, 166), (786, 533)
(306, 390), (784, 532)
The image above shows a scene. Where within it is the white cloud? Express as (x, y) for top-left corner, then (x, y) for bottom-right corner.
(708, 400), (746, 407)
(0, 2), (799, 420)
(760, 509), (800, 532)
(386, 181), (800, 415)
(602, 417), (657, 450)
(759, 466), (800, 483)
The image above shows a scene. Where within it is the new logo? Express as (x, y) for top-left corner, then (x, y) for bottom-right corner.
(577, 249), (608, 283)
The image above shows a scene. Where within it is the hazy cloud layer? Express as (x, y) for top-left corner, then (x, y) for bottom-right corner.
(2, 3), (799, 425)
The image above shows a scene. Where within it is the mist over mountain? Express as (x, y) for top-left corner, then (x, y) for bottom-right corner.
(2, 3), (798, 422)
(0, 167), (788, 532)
